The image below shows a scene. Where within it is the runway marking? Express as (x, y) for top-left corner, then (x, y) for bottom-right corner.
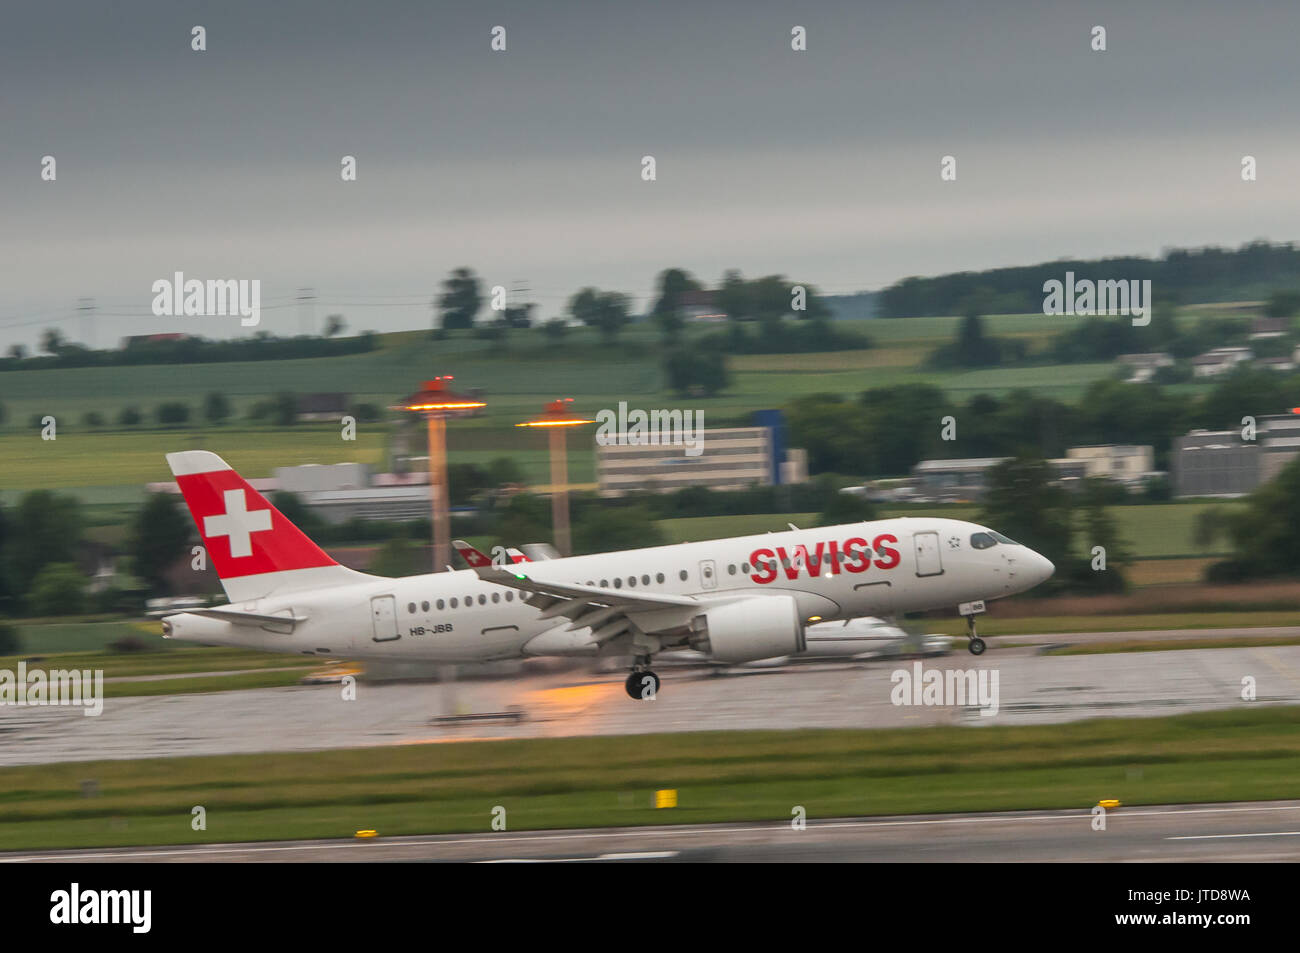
(4, 802), (1300, 862)
(1168, 831), (1300, 840)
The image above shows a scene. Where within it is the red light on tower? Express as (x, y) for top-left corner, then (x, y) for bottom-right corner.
(517, 398), (593, 556)
(394, 377), (486, 572)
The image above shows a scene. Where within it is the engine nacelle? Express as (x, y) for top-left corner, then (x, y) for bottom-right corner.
(688, 596), (805, 663)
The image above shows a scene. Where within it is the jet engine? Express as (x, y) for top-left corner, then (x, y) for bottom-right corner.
(688, 596), (805, 663)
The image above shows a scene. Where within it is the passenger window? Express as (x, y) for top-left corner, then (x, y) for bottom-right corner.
(656, 573), (665, 583)
(600, 579), (608, 588)
(421, 601), (429, 612)
(436, 599), (444, 610)
(506, 591), (514, 602)
(491, 592), (500, 603)
(642, 575), (650, 585)
(679, 570), (688, 581)
(478, 594), (486, 605)
(407, 603), (416, 613)
(614, 578), (623, 588)
(970, 532), (996, 550)
(450, 598), (458, 608)
(627, 576), (636, 587)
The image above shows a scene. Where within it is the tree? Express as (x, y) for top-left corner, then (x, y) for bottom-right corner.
(82, 411), (104, 428)
(39, 328), (65, 355)
(568, 287), (631, 343)
(203, 391), (231, 425)
(156, 402), (191, 426)
(30, 563), (86, 617)
(6, 344), (26, 360)
(502, 303), (534, 328)
(817, 491), (876, 527)
(324, 314), (346, 337)
(1208, 456), (1300, 579)
(270, 392), (298, 427)
(979, 457), (1074, 578)
(542, 318), (568, 345)
(437, 267), (482, 330)
(1263, 290), (1300, 319)
(130, 492), (193, 593)
(664, 348), (729, 396)
(5, 490), (82, 599)
(117, 406), (142, 427)
(572, 506), (665, 555)
(650, 268), (701, 336)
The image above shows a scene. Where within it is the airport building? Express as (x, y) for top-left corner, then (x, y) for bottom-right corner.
(1172, 414), (1300, 497)
(595, 410), (804, 497)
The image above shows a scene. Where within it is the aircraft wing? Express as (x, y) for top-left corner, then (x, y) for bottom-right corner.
(453, 540), (706, 645)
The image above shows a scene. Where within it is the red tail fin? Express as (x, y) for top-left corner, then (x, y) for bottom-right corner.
(166, 450), (368, 601)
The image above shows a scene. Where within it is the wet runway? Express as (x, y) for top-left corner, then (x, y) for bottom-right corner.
(2, 639), (1298, 767)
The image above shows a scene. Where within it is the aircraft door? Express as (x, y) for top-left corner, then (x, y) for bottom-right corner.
(699, 559), (717, 590)
(914, 531), (944, 577)
(371, 595), (401, 642)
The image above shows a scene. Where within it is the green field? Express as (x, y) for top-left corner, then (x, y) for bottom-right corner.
(0, 315), (1143, 491)
(1, 707), (1298, 850)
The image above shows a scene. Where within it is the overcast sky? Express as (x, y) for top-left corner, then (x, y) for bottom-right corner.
(2, 0), (1298, 348)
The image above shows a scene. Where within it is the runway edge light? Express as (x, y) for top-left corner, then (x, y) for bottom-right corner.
(355, 829), (378, 838)
(1098, 799), (1121, 809)
(655, 789), (678, 809)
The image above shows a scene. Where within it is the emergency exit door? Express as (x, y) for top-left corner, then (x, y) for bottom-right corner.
(913, 532), (944, 577)
(371, 595), (400, 641)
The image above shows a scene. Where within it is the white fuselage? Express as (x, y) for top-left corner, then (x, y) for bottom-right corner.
(163, 517), (1051, 663)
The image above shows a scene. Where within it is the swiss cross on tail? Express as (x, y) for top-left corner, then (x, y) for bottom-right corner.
(452, 540), (496, 568)
(166, 451), (337, 579)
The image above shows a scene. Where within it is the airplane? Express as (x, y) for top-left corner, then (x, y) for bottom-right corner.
(659, 616), (951, 669)
(160, 450), (1054, 700)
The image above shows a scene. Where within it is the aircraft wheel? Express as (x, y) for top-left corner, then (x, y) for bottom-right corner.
(968, 637), (987, 656)
(625, 670), (660, 700)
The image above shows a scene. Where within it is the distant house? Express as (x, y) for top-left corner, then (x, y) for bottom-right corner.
(1116, 352), (1173, 383)
(1061, 445), (1157, 490)
(1249, 317), (1288, 339)
(296, 392), (351, 421)
(679, 290), (726, 322)
(1191, 346), (1253, 378)
(1256, 355), (1296, 372)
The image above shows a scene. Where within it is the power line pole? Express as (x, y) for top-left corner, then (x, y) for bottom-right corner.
(297, 287), (316, 336)
(77, 297), (96, 350)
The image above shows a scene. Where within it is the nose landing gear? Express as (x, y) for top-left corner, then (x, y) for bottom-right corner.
(966, 615), (986, 656)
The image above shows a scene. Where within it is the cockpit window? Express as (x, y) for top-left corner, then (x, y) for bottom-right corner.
(989, 531), (1018, 545)
(970, 532), (997, 550)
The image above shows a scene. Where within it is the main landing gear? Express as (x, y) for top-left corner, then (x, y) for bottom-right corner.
(966, 615), (986, 656)
(625, 660), (660, 700)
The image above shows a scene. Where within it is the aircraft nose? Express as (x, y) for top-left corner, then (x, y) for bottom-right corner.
(1028, 550), (1054, 586)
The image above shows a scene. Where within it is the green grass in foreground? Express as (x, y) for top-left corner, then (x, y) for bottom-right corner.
(2, 707), (1299, 850)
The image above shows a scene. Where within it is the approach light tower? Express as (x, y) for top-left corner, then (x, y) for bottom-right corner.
(395, 377), (485, 572)
(516, 398), (593, 557)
